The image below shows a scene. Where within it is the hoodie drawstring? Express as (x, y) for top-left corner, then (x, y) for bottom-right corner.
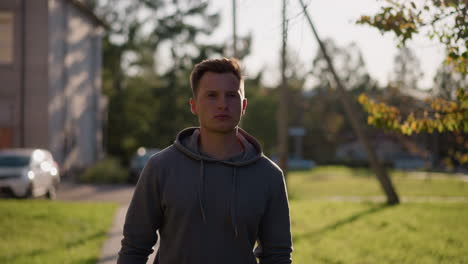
(231, 168), (239, 237)
(198, 160), (207, 223)
(198, 160), (239, 238)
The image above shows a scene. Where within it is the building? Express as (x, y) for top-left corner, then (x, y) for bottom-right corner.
(0, 0), (106, 175)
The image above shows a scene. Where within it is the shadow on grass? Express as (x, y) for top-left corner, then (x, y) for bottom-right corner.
(72, 256), (98, 264)
(293, 204), (393, 244)
(349, 167), (374, 178)
(0, 231), (107, 262)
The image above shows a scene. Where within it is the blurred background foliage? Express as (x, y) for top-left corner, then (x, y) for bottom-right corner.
(87, 0), (465, 172)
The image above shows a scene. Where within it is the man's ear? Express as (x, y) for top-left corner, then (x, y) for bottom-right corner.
(242, 98), (247, 115)
(190, 98), (197, 115)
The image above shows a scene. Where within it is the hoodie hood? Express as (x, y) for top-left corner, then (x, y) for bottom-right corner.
(174, 127), (262, 166)
(174, 127), (263, 237)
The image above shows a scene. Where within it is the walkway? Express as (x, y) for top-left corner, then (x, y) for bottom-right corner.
(57, 182), (158, 264)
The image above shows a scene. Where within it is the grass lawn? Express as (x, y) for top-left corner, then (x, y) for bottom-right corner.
(288, 167), (468, 263)
(289, 166), (468, 199)
(0, 200), (117, 264)
(1, 166), (466, 263)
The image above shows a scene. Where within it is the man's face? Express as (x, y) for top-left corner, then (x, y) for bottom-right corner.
(190, 72), (247, 134)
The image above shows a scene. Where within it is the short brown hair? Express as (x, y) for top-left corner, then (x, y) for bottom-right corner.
(190, 58), (243, 97)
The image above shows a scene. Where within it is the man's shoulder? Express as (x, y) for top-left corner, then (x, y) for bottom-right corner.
(146, 145), (183, 166)
(254, 155), (283, 175)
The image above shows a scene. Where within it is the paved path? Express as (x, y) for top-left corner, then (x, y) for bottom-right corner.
(56, 182), (135, 205)
(57, 182), (158, 264)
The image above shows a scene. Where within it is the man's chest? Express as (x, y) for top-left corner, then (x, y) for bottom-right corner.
(159, 163), (269, 226)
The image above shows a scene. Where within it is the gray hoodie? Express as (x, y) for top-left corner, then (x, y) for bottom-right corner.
(118, 127), (292, 264)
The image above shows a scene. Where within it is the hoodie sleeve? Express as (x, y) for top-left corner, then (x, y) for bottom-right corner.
(255, 171), (293, 264)
(117, 157), (163, 264)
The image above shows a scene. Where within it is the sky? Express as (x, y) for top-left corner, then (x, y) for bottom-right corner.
(203, 0), (446, 90)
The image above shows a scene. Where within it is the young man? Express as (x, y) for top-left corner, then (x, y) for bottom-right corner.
(118, 58), (293, 264)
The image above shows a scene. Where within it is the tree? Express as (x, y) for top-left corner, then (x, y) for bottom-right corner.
(311, 40), (374, 92)
(304, 40), (378, 163)
(357, 0), (467, 74)
(91, 0), (234, 163)
(356, 0), (467, 166)
(433, 63), (468, 100)
(429, 63), (468, 167)
(391, 46), (423, 91)
(241, 73), (278, 155)
(298, 0), (400, 204)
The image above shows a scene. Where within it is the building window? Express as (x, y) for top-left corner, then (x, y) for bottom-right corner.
(0, 11), (14, 64)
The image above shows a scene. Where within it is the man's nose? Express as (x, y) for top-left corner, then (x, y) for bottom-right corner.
(217, 95), (228, 109)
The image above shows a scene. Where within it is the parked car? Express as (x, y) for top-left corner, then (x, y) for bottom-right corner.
(271, 156), (316, 170)
(129, 147), (161, 183)
(0, 149), (60, 199)
(393, 153), (429, 170)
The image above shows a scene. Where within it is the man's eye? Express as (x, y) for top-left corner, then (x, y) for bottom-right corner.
(227, 93), (236, 97)
(207, 93), (216, 97)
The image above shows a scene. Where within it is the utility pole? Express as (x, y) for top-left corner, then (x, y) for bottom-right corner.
(232, 0), (238, 58)
(277, 0), (289, 177)
(298, 0), (399, 204)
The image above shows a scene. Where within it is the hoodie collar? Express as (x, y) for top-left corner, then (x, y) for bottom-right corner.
(174, 127), (262, 166)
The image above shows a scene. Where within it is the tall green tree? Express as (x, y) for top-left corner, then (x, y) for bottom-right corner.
(241, 73), (278, 155)
(92, 0), (235, 163)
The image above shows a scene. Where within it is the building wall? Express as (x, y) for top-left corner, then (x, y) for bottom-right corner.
(0, 0), (104, 173)
(0, 0), (24, 148)
(48, 0), (68, 166)
(23, 0), (49, 148)
(48, 0), (104, 171)
(0, 0), (49, 149)
(90, 26), (104, 162)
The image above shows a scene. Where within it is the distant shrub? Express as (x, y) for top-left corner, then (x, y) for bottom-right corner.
(79, 157), (127, 184)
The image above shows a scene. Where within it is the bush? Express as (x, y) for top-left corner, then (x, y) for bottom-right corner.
(79, 157), (128, 184)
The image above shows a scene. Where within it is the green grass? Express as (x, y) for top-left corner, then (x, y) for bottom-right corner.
(1, 166), (466, 264)
(288, 166), (468, 263)
(289, 166), (468, 199)
(291, 201), (468, 264)
(0, 200), (118, 264)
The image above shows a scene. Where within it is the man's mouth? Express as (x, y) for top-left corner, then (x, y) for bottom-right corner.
(214, 114), (231, 120)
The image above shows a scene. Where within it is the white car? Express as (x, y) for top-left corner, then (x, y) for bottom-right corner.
(0, 149), (60, 199)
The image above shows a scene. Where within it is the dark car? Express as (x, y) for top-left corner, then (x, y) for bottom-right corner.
(271, 156), (316, 170)
(129, 147), (160, 183)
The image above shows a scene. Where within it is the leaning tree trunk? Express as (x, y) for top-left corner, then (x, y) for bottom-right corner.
(298, 0), (400, 204)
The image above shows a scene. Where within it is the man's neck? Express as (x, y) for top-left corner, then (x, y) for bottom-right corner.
(198, 127), (244, 160)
